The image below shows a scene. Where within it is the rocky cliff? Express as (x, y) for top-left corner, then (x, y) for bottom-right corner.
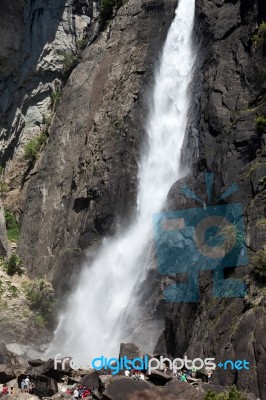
(11, 0), (176, 295)
(159, 1), (266, 399)
(0, 0), (265, 398)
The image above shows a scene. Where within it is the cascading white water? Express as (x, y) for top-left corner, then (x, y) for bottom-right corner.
(47, 0), (196, 363)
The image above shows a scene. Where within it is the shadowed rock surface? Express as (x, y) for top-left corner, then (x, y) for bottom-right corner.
(16, 0), (177, 295)
(158, 1), (266, 398)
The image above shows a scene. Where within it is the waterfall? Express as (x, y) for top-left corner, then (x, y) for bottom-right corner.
(47, 0), (196, 364)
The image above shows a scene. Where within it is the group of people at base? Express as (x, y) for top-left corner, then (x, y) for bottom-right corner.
(124, 365), (214, 385)
(167, 363), (214, 384)
(125, 369), (145, 380)
(70, 385), (93, 399)
(20, 376), (35, 393)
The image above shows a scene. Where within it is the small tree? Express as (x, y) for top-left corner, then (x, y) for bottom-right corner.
(99, 0), (124, 26)
(3, 254), (23, 276)
(59, 51), (78, 78)
(253, 22), (266, 46)
(255, 116), (266, 134)
(26, 279), (56, 324)
(24, 134), (46, 163)
(5, 210), (20, 242)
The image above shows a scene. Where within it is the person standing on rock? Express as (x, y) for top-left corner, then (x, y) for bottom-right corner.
(191, 366), (196, 378)
(72, 387), (79, 399)
(139, 372), (145, 380)
(1, 384), (9, 395)
(180, 371), (187, 382)
(173, 365), (177, 377)
(207, 370), (213, 384)
(24, 376), (30, 393)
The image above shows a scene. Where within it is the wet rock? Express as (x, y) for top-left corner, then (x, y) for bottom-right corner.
(119, 343), (142, 360)
(101, 376), (153, 400)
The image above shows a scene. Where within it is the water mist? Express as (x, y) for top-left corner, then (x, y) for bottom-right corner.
(47, 0), (196, 363)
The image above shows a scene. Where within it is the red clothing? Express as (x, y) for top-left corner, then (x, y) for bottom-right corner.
(2, 387), (9, 395)
(82, 389), (91, 397)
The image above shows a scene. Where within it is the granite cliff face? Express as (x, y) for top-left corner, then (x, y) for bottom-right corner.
(159, 1), (266, 399)
(0, 0), (95, 265)
(0, 0), (265, 398)
(14, 0), (176, 294)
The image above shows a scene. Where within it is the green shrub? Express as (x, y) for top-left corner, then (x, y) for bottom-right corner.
(24, 134), (46, 162)
(0, 181), (9, 194)
(0, 279), (4, 296)
(9, 284), (19, 297)
(26, 279), (55, 322)
(5, 210), (20, 242)
(251, 248), (266, 277)
(204, 386), (247, 400)
(255, 116), (266, 134)
(42, 114), (52, 135)
(99, 0), (124, 25)
(253, 22), (266, 45)
(0, 166), (8, 194)
(3, 254), (23, 276)
(50, 90), (62, 111)
(35, 314), (46, 328)
(76, 37), (88, 50)
(59, 51), (78, 78)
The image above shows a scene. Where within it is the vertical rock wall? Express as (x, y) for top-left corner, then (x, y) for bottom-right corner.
(162, 1), (266, 398)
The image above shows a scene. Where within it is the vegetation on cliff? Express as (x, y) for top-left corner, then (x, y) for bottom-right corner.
(205, 386), (247, 400)
(4, 210), (20, 242)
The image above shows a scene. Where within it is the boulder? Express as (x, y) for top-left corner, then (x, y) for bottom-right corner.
(0, 343), (22, 383)
(79, 371), (100, 389)
(163, 379), (205, 400)
(147, 370), (172, 385)
(102, 376), (153, 400)
(25, 359), (64, 381)
(127, 389), (175, 400)
(49, 393), (72, 399)
(18, 374), (58, 398)
(92, 388), (101, 399)
(119, 343), (142, 360)
(0, 364), (16, 383)
(0, 344), (21, 367)
(201, 383), (230, 394)
(28, 359), (44, 367)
